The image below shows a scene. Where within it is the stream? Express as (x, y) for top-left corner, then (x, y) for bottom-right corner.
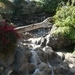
(29, 38), (55, 75)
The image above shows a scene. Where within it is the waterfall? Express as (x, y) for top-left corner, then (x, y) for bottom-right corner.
(30, 50), (41, 75)
(19, 36), (55, 75)
(47, 61), (54, 75)
(43, 46), (55, 75)
(30, 50), (41, 67)
(31, 48), (55, 75)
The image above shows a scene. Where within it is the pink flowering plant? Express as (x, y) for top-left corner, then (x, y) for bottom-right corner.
(0, 20), (21, 53)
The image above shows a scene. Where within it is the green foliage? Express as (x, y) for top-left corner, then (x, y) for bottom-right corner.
(52, 26), (75, 41)
(42, 0), (60, 13)
(54, 6), (75, 27)
(53, 5), (75, 41)
(31, 0), (61, 13)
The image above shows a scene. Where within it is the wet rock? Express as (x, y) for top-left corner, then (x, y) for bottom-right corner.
(35, 48), (48, 63)
(28, 63), (36, 74)
(38, 62), (48, 71)
(43, 46), (55, 58)
(23, 32), (34, 40)
(24, 49), (32, 62)
(40, 38), (47, 47)
(43, 46), (63, 65)
(18, 62), (29, 72)
(16, 45), (32, 63)
(56, 52), (65, 61)
(38, 62), (52, 74)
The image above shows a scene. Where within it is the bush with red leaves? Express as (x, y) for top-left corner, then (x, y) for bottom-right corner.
(0, 20), (21, 53)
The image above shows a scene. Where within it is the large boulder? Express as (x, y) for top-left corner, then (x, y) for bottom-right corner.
(45, 25), (74, 50)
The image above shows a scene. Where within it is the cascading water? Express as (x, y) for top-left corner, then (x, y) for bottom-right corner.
(18, 35), (55, 75)
(30, 49), (54, 75)
(30, 50), (41, 66)
(27, 36), (55, 75)
(30, 50), (41, 75)
(43, 46), (55, 75)
(47, 61), (54, 75)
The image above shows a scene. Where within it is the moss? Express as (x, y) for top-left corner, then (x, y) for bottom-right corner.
(52, 26), (75, 42)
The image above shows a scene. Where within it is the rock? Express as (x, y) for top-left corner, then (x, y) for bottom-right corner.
(35, 48), (48, 63)
(43, 46), (63, 65)
(69, 64), (75, 73)
(37, 62), (52, 75)
(40, 38), (47, 47)
(65, 53), (75, 64)
(38, 62), (49, 71)
(28, 63), (36, 74)
(56, 52), (65, 61)
(15, 45), (32, 63)
(0, 53), (14, 67)
(54, 62), (71, 75)
(22, 32), (34, 40)
(43, 46), (55, 58)
(24, 47), (32, 62)
(18, 62), (29, 72)
(46, 25), (74, 50)
(65, 53), (75, 73)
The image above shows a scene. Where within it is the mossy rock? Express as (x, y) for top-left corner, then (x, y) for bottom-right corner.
(46, 25), (74, 50)
(50, 5), (75, 51)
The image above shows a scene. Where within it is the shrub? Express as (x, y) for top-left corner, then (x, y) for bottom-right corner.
(0, 20), (21, 53)
(54, 6), (75, 27)
(53, 5), (75, 41)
